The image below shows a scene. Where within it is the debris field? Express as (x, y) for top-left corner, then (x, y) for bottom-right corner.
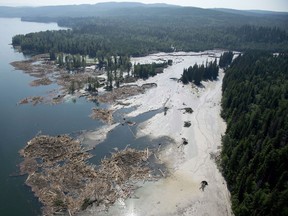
(19, 135), (159, 215)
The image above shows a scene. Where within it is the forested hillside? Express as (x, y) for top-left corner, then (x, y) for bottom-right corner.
(11, 4), (288, 57)
(221, 52), (288, 216)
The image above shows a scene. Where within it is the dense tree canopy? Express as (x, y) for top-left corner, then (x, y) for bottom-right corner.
(133, 62), (170, 79)
(219, 51), (234, 68)
(12, 12), (288, 57)
(221, 52), (288, 216)
(181, 60), (219, 85)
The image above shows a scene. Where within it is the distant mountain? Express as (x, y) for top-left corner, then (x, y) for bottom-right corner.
(94, 2), (178, 9)
(0, 2), (287, 30)
(213, 8), (288, 17)
(0, 2), (179, 18)
(1, 3), (287, 19)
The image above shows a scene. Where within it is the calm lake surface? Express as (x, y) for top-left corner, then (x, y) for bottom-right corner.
(0, 18), (99, 216)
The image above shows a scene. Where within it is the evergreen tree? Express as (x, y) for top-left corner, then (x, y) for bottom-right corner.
(181, 60), (219, 85)
(219, 51), (234, 68)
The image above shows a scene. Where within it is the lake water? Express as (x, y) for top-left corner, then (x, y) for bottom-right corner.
(0, 18), (169, 215)
(0, 18), (100, 216)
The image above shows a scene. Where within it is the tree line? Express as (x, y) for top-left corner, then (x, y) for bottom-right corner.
(12, 15), (288, 59)
(181, 60), (219, 85)
(221, 51), (288, 216)
(133, 61), (172, 80)
(55, 53), (86, 70)
(219, 51), (234, 68)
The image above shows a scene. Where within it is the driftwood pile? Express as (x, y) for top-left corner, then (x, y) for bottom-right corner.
(57, 73), (91, 93)
(90, 108), (114, 124)
(11, 54), (57, 78)
(95, 86), (145, 103)
(30, 77), (53, 87)
(94, 83), (157, 104)
(11, 53), (158, 107)
(19, 135), (155, 215)
(18, 96), (44, 106)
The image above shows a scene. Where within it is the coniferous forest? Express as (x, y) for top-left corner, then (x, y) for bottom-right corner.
(221, 52), (288, 216)
(181, 60), (219, 85)
(10, 5), (288, 57)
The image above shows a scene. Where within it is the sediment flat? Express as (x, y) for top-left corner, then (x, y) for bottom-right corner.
(80, 51), (232, 216)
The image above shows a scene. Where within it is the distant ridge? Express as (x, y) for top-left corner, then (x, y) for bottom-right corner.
(213, 8), (288, 16)
(0, 2), (180, 18)
(1, 2), (287, 19)
(94, 2), (178, 8)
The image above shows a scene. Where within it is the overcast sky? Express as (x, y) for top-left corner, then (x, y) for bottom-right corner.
(1, 0), (288, 12)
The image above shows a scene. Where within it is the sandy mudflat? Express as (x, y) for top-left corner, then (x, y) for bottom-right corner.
(80, 51), (232, 216)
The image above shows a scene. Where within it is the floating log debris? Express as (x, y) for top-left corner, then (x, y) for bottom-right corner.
(11, 54), (158, 106)
(11, 54), (58, 78)
(30, 77), (53, 87)
(125, 121), (136, 126)
(90, 108), (113, 124)
(18, 96), (44, 106)
(19, 135), (160, 215)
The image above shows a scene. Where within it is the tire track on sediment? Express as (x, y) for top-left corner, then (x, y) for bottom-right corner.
(207, 75), (232, 216)
(191, 88), (214, 174)
(191, 80), (222, 174)
(203, 83), (221, 155)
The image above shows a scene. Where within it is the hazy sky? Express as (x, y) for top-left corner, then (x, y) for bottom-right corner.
(1, 0), (288, 12)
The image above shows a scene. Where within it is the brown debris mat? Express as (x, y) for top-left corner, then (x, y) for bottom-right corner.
(30, 77), (53, 87)
(11, 54), (58, 78)
(95, 86), (145, 103)
(18, 96), (44, 106)
(94, 83), (157, 104)
(20, 135), (158, 215)
(90, 108), (114, 124)
(11, 54), (158, 107)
